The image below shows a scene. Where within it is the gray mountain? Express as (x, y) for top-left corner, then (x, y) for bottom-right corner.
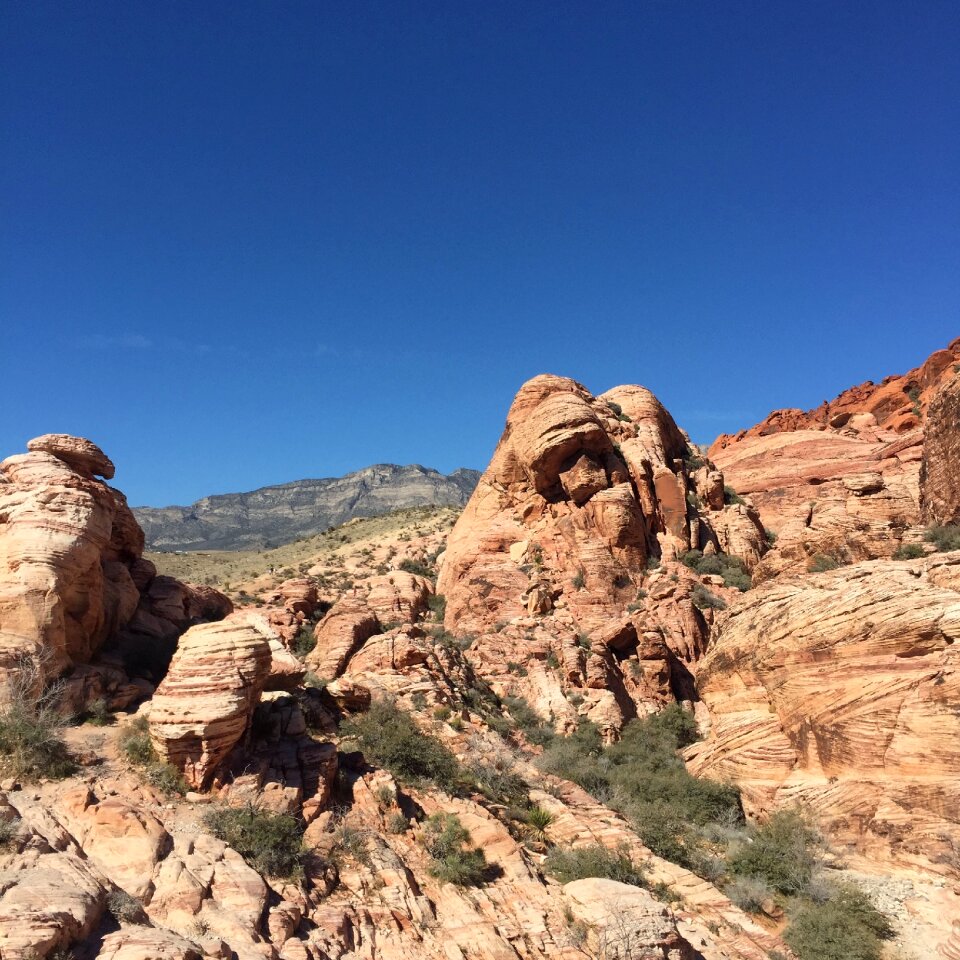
(133, 464), (481, 551)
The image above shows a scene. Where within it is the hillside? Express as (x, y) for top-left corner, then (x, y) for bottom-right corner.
(133, 463), (480, 551)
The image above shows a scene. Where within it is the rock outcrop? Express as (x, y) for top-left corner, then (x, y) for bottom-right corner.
(0, 434), (232, 706)
(921, 367), (960, 525)
(435, 375), (765, 730)
(686, 553), (960, 876)
(134, 464), (481, 551)
(148, 619), (273, 789)
(709, 339), (960, 581)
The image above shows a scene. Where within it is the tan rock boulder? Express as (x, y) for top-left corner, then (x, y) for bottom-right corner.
(0, 443), (141, 696)
(305, 598), (380, 679)
(55, 785), (171, 898)
(563, 878), (695, 959)
(27, 433), (116, 479)
(95, 928), (204, 960)
(686, 553), (960, 876)
(149, 620), (272, 789)
(921, 369), (960, 525)
(362, 570), (433, 623)
(0, 840), (106, 959)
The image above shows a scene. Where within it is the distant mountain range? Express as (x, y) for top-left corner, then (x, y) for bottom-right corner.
(133, 464), (481, 551)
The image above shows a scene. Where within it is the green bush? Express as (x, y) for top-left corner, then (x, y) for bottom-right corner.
(420, 813), (489, 886)
(724, 485), (745, 505)
(341, 700), (465, 793)
(503, 696), (555, 746)
(387, 811), (409, 834)
(118, 716), (156, 765)
(925, 524), (960, 552)
(571, 569), (586, 590)
(728, 808), (820, 895)
(399, 557), (434, 578)
(725, 875), (774, 912)
(692, 585), (726, 611)
(0, 816), (21, 850)
(808, 553), (840, 573)
(784, 886), (893, 960)
(0, 680), (75, 782)
(83, 698), (112, 726)
(537, 707), (742, 870)
(118, 716), (185, 795)
(526, 805), (554, 840)
(203, 805), (305, 878)
(681, 551), (752, 591)
(292, 623), (317, 657)
(892, 543), (925, 560)
(427, 593), (447, 620)
(545, 843), (646, 886)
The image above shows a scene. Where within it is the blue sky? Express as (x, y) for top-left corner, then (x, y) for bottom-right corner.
(2, 1), (958, 506)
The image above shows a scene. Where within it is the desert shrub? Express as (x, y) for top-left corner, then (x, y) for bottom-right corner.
(892, 543), (925, 560)
(0, 816), (21, 850)
(925, 524), (960, 553)
(420, 813), (489, 886)
(571, 569), (586, 590)
(725, 875), (774, 912)
(341, 700), (465, 794)
(399, 558), (434, 578)
(724, 485), (745, 505)
(427, 593), (447, 620)
(0, 662), (75, 781)
(433, 704), (452, 721)
(503, 696), (555, 746)
(575, 632), (592, 651)
(808, 553), (840, 573)
(292, 623), (316, 657)
(144, 761), (186, 796)
(765, 528), (777, 544)
(203, 805), (305, 878)
(526, 805), (554, 840)
(682, 551), (751, 591)
(539, 707), (741, 869)
(83, 698), (112, 727)
(784, 886), (893, 960)
(388, 812), (409, 834)
(545, 843), (646, 887)
(106, 889), (145, 924)
(692, 585), (726, 610)
(728, 808), (820, 895)
(118, 716), (156, 765)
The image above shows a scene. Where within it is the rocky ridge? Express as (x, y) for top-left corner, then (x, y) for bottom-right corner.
(134, 464), (481, 552)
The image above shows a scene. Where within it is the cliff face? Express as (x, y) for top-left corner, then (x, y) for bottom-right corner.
(133, 464), (481, 551)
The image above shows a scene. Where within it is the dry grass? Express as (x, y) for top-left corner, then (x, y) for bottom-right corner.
(148, 506), (459, 596)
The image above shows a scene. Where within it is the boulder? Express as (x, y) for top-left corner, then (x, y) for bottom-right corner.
(149, 620), (273, 789)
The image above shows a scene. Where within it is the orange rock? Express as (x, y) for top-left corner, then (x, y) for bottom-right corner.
(686, 553), (960, 877)
(921, 368), (960, 524)
(148, 620), (272, 789)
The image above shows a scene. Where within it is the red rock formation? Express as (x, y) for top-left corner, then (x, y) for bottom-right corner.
(686, 553), (960, 878)
(148, 619), (273, 789)
(0, 435), (231, 704)
(708, 341), (960, 580)
(434, 375), (765, 730)
(921, 367), (960, 525)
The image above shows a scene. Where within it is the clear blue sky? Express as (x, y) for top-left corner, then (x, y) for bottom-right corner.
(2, 1), (958, 506)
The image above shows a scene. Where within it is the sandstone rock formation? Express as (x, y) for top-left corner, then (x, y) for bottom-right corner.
(686, 553), (960, 876)
(0, 434), (231, 706)
(435, 374), (765, 730)
(134, 464), (481, 551)
(148, 619), (273, 789)
(710, 339), (960, 581)
(921, 366), (960, 525)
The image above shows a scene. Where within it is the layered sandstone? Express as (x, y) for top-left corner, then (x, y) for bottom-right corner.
(921, 367), (960, 525)
(148, 619), (273, 789)
(709, 339), (960, 581)
(435, 374), (765, 729)
(686, 553), (960, 876)
(0, 435), (231, 706)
